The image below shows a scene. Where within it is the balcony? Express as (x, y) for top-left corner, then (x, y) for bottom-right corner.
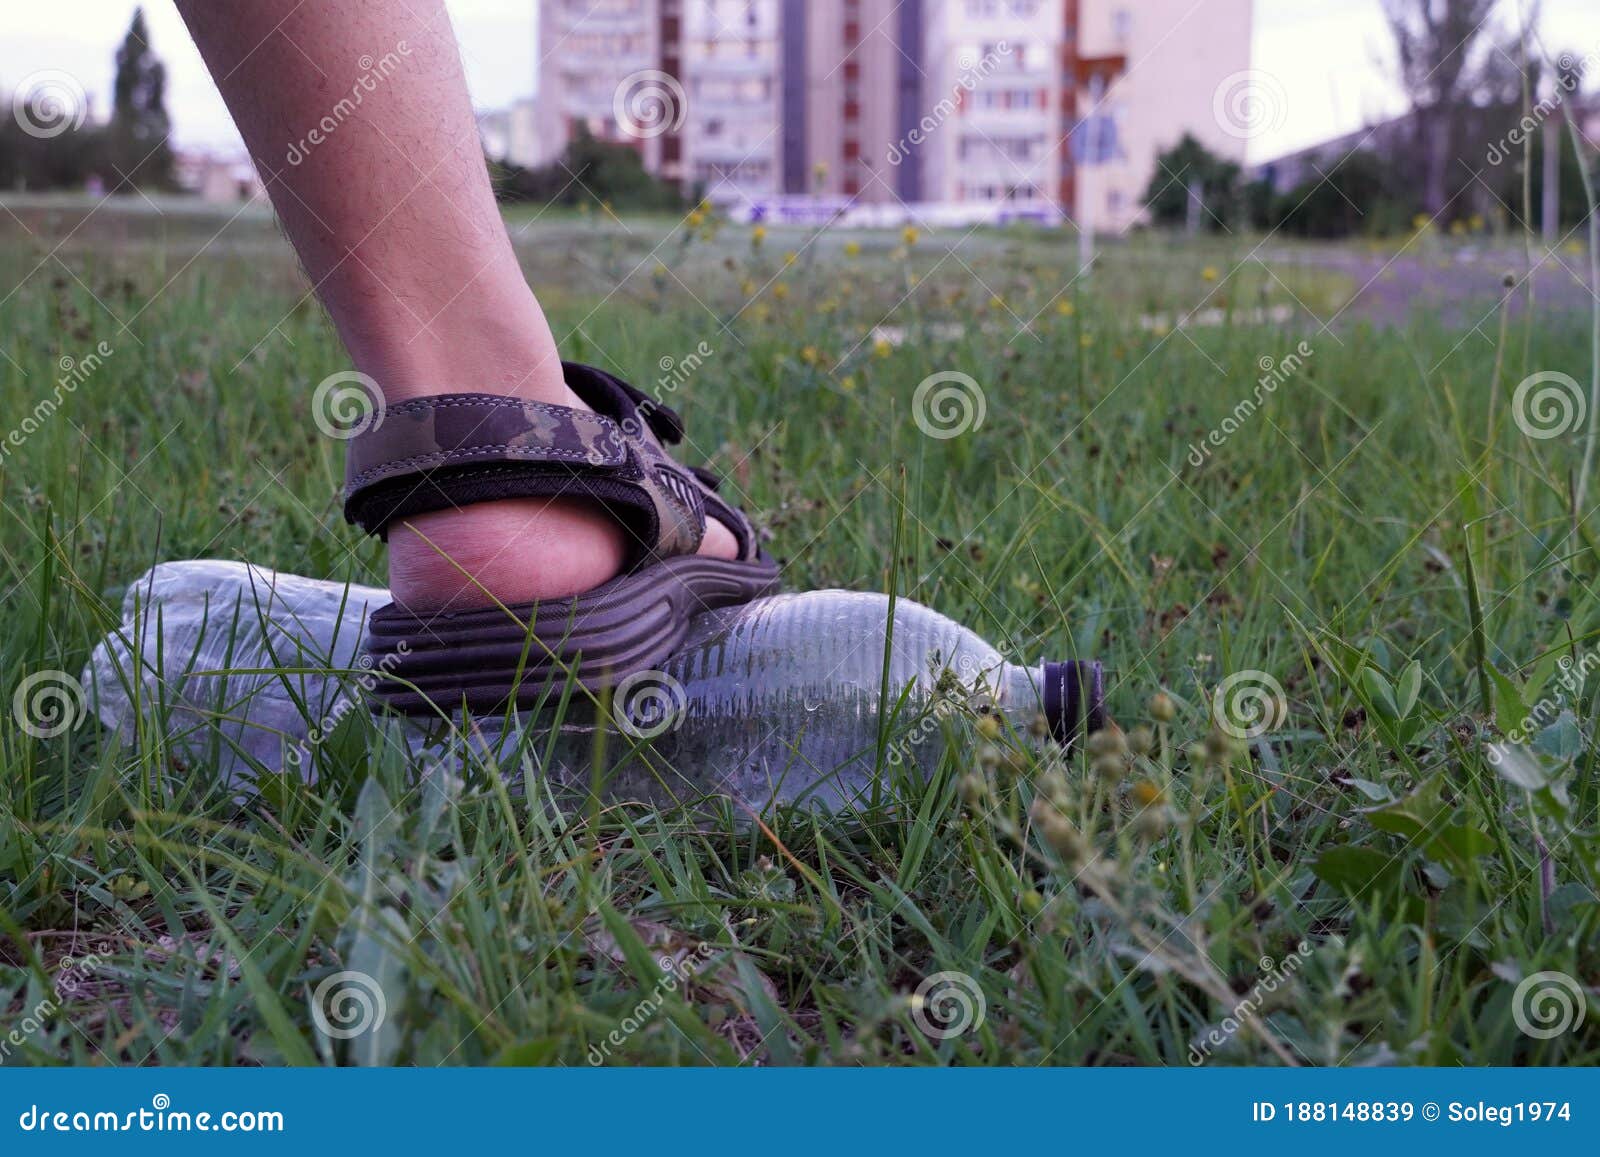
(687, 54), (778, 79)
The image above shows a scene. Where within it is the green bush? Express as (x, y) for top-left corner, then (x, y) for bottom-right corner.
(494, 127), (686, 212)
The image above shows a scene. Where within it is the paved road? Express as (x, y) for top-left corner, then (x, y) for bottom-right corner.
(1265, 240), (1597, 330)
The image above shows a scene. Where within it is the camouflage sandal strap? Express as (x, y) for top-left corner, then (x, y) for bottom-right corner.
(345, 394), (623, 489)
(340, 392), (708, 568)
(341, 394), (625, 536)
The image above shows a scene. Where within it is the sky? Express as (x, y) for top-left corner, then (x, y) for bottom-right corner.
(2, 0), (1598, 164)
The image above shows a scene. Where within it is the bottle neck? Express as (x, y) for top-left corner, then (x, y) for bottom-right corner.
(998, 664), (1046, 722)
(1002, 661), (1105, 744)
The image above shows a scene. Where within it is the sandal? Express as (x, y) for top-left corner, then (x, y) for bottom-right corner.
(343, 361), (781, 714)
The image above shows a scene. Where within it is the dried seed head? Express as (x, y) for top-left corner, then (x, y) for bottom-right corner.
(1127, 725), (1156, 756)
(1092, 753), (1127, 784)
(1034, 807), (1089, 863)
(1035, 766), (1070, 804)
(1087, 725), (1128, 757)
(1134, 808), (1171, 841)
(1204, 727), (1239, 761)
(1149, 692), (1177, 722)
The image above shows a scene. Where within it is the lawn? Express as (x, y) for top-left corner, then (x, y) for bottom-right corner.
(1, 196), (1597, 1066)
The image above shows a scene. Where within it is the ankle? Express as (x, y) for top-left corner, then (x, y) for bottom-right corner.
(334, 267), (573, 407)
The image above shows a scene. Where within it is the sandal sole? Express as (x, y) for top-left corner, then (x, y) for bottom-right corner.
(364, 552), (781, 715)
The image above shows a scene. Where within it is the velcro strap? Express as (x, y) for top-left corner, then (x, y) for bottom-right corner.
(342, 394), (626, 497)
(565, 361), (685, 445)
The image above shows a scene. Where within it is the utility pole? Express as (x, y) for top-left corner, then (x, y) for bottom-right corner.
(1542, 113), (1561, 245)
(1079, 72), (1105, 275)
(1186, 177), (1204, 236)
(1060, 0), (1125, 275)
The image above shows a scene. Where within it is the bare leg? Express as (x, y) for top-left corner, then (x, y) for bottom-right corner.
(173, 0), (735, 611)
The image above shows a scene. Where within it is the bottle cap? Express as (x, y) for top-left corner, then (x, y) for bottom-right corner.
(1041, 660), (1105, 748)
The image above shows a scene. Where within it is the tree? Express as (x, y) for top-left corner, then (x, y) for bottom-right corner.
(1382, 0), (1533, 218)
(0, 82), (103, 191)
(1271, 151), (1413, 238)
(495, 126), (685, 211)
(1142, 133), (1243, 232)
(105, 7), (174, 191)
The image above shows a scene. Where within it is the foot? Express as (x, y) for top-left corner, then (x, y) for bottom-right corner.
(386, 381), (740, 614)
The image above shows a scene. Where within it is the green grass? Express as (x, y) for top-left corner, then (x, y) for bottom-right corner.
(1, 197), (1598, 1066)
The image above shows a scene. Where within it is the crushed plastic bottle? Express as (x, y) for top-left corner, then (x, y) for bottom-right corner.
(84, 561), (1103, 811)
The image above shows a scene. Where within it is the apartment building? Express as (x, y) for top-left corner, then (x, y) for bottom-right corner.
(679, 0), (785, 200)
(536, 0), (667, 173)
(537, 0), (785, 203)
(1073, 0), (1255, 231)
(534, 0), (1252, 230)
(911, 0), (1074, 210)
